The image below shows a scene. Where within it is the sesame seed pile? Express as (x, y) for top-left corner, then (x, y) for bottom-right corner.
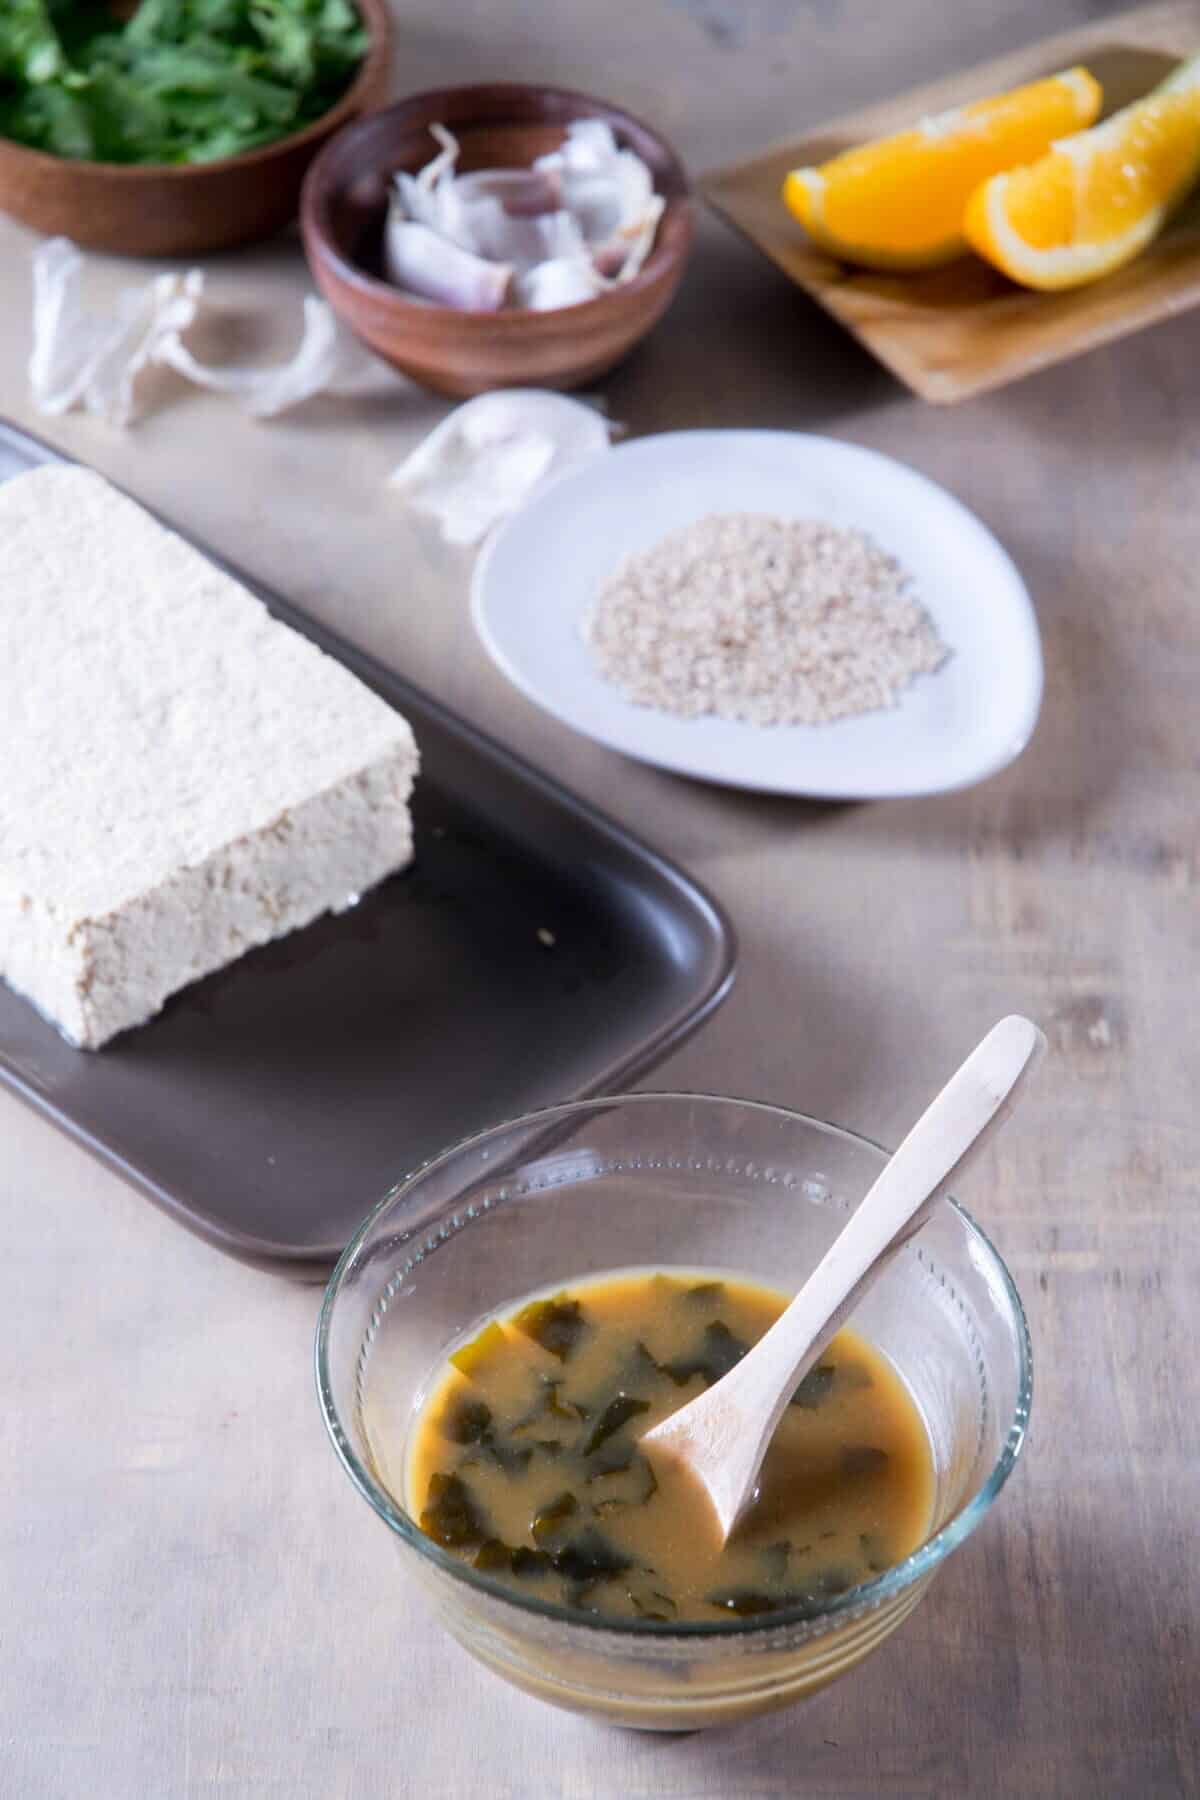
(583, 512), (949, 727)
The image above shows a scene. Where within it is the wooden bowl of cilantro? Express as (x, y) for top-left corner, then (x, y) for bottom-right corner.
(0, 0), (391, 256)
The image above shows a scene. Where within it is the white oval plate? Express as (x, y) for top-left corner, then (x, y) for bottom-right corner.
(471, 431), (1043, 799)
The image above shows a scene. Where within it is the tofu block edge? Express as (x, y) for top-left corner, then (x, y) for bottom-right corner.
(0, 466), (419, 1049)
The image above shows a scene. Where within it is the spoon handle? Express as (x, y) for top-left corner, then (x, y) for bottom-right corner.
(646, 1015), (1045, 1540)
(745, 1013), (1044, 1407)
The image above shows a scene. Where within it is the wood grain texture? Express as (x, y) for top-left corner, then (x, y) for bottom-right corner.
(703, 1), (1200, 402)
(0, 0), (1197, 1794)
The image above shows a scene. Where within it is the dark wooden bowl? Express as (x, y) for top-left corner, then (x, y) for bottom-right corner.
(0, 0), (391, 258)
(300, 83), (692, 396)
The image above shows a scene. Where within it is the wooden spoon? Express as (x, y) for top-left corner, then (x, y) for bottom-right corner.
(641, 1015), (1045, 1544)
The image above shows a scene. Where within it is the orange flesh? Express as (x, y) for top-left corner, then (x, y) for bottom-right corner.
(999, 92), (1200, 249)
(785, 68), (1101, 262)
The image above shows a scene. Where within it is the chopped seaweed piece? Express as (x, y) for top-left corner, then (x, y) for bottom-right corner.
(685, 1281), (725, 1304)
(540, 1377), (584, 1419)
(683, 1281), (723, 1310)
(707, 1587), (821, 1616)
(473, 1538), (512, 1572)
(439, 1397), (493, 1444)
(531, 1492), (579, 1548)
(552, 1528), (632, 1583)
(841, 1445), (889, 1477)
(582, 1393), (650, 1455)
(790, 1364), (836, 1410)
(513, 1295), (587, 1361)
(663, 1320), (749, 1387)
(511, 1546), (554, 1578)
(626, 1575), (678, 1621)
(511, 1376), (584, 1440)
(759, 1540), (791, 1582)
(420, 1473), (489, 1549)
(444, 1395), (533, 1477)
(592, 1454), (658, 1512)
(706, 1588), (781, 1616)
(586, 1443), (634, 1479)
(625, 1340), (664, 1388)
(859, 1532), (891, 1573)
(480, 1439), (534, 1477)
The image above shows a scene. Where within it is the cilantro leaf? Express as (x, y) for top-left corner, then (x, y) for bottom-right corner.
(0, 0), (366, 164)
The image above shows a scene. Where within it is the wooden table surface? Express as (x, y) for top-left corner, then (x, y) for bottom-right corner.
(2, 2), (1196, 1795)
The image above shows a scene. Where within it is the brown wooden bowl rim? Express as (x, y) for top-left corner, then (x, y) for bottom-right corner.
(0, 0), (391, 182)
(300, 81), (693, 330)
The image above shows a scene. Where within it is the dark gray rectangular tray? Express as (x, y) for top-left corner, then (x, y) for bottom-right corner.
(0, 422), (735, 1275)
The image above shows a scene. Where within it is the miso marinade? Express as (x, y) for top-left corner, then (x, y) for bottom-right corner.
(404, 1269), (934, 1624)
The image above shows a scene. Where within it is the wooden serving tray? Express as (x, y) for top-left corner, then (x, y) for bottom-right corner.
(702, 1), (1200, 403)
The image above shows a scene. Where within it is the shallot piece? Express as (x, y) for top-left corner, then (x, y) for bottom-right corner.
(384, 219), (513, 311)
(390, 389), (615, 545)
(610, 194), (667, 282)
(383, 119), (662, 312)
(535, 120), (661, 278)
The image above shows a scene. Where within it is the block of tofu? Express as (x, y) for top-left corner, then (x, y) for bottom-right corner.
(0, 465), (419, 1049)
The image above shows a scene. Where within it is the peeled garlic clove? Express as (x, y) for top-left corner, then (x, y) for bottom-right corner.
(389, 390), (614, 544)
(383, 216), (512, 311)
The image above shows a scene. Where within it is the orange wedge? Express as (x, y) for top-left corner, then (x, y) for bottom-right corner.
(964, 53), (1200, 290)
(782, 67), (1102, 271)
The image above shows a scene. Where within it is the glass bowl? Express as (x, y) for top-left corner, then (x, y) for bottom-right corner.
(316, 1094), (1032, 1730)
